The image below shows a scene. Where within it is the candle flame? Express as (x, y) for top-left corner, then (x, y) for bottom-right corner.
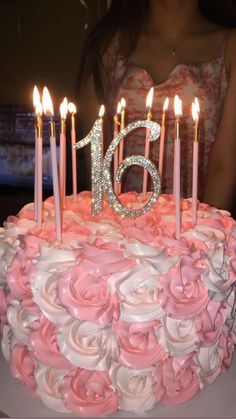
(35, 102), (43, 116)
(99, 105), (105, 118)
(120, 97), (126, 109)
(60, 97), (68, 119)
(192, 102), (199, 122)
(42, 87), (54, 116)
(163, 97), (169, 112)
(174, 95), (182, 117)
(68, 102), (77, 114)
(33, 86), (42, 114)
(194, 97), (200, 114)
(116, 101), (121, 114)
(146, 87), (154, 109)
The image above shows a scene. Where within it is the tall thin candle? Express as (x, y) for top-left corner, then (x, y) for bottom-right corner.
(118, 97), (126, 194)
(59, 97), (68, 207)
(42, 87), (62, 241)
(158, 97), (169, 183)
(174, 95), (182, 240)
(143, 87), (154, 196)
(114, 101), (121, 194)
(33, 85), (40, 222)
(68, 102), (77, 201)
(192, 99), (200, 225)
(33, 86), (43, 228)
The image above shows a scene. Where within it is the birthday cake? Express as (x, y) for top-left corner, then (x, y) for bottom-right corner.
(0, 190), (236, 416)
(0, 88), (236, 416)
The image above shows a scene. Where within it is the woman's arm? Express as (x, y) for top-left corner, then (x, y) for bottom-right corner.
(203, 30), (236, 211)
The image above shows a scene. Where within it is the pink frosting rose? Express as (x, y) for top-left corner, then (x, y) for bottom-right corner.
(113, 319), (167, 368)
(158, 253), (208, 319)
(58, 261), (120, 325)
(195, 301), (227, 346)
(219, 332), (234, 370)
(153, 355), (199, 405)
(61, 367), (119, 416)
(30, 317), (70, 368)
(6, 248), (36, 304)
(10, 343), (37, 394)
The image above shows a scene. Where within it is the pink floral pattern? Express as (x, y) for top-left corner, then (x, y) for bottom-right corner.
(108, 32), (230, 199)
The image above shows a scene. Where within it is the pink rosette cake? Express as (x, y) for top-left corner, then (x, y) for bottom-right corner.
(0, 191), (236, 416)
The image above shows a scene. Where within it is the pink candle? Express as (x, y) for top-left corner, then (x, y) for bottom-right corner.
(118, 97), (126, 194)
(143, 87), (154, 196)
(191, 99), (200, 225)
(68, 103), (77, 201)
(174, 95), (182, 240)
(42, 87), (62, 241)
(33, 86), (43, 228)
(158, 97), (169, 184)
(33, 86), (40, 222)
(113, 101), (121, 194)
(59, 97), (68, 207)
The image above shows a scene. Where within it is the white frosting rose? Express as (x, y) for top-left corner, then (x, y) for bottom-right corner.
(110, 363), (156, 412)
(157, 315), (199, 356)
(7, 300), (39, 347)
(57, 319), (119, 370)
(31, 270), (71, 325)
(109, 264), (164, 322)
(35, 364), (70, 413)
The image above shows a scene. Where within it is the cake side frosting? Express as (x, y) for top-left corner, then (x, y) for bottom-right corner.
(0, 191), (236, 416)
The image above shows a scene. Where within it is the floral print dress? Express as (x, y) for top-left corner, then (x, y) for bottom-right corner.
(108, 31), (230, 199)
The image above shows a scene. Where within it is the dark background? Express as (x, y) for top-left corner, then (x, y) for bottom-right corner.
(0, 0), (102, 225)
(0, 0), (100, 106)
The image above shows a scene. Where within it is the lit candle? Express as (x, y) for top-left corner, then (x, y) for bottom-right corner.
(59, 97), (68, 207)
(158, 97), (169, 183)
(174, 94), (182, 240)
(42, 87), (62, 241)
(33, 86), (43, 228)
(143, 87), (154, 196)
(192, 98), (200, 225)
(118, 97), (126, 194)
(68, 102), (77, 201)
(113, 101), (121, 194)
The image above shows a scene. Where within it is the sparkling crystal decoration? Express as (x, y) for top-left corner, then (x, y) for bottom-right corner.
(74, 119), (161, 218)
(103, 120), (161, 218)
(74, 118), (103, 215)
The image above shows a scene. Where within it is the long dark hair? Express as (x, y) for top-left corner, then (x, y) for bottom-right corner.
(77, 0), (236, 103)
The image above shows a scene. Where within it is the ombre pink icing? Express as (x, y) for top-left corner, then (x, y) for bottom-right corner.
(61, 368), (119, 417)
(10, 343), (38, 394)
(0, 191), (235, 416)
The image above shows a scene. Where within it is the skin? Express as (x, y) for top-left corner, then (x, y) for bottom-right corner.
(78, 0), (236, 211)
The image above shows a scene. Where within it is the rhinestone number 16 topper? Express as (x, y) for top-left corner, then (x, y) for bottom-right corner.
(74, 116), (161, 218)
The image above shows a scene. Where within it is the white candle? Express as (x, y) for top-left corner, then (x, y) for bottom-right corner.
(158, 97), (169, 183)
(59, 97), (68, 207)
(68, 102), (77, 201)
(143, 87), (154, 196)
(42, 87), (62, 241)
(174, 95), (182, 240)
(118, 97), (126, 194)
(113, 101), (121, 194)
(192, 99), (200, 225)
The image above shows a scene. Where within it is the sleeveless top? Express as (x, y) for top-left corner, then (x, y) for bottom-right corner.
(108, 31), (230, 199)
